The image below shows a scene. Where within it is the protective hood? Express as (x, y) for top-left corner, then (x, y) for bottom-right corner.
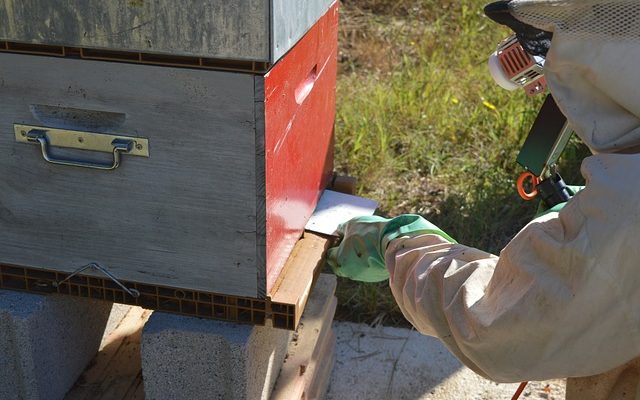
(509, 0), (640, 153)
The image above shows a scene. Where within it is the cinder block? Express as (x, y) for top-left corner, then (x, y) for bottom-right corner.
(141, 314), (292, 400)
(0, 291), (114, 400)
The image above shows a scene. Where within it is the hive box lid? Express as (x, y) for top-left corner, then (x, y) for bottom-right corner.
(0, 0), (336, 64)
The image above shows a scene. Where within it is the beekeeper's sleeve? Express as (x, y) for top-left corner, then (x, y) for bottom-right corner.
(386, 153), (640, 383)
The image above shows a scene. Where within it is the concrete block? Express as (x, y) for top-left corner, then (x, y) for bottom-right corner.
(0, 291), (114, 400)
(141, 314), (292, 400)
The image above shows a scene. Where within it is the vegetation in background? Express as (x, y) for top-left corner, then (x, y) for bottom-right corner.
(333, 0), (589, 326)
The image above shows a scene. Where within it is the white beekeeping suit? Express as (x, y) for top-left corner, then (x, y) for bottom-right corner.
(386, 1), (640, 397)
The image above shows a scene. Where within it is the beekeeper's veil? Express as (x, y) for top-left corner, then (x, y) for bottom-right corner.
(510, 0), (640, 153)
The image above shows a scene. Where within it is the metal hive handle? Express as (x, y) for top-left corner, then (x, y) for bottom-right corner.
(26, 129), (133, 170)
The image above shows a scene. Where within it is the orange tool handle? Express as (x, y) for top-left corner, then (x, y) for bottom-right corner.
(517, 171), (540, 201)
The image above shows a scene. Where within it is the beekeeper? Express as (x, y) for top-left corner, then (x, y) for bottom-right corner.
(328, 1), (640, 398)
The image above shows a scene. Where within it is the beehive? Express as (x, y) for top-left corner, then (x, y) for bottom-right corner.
(0, 1), (339, 329)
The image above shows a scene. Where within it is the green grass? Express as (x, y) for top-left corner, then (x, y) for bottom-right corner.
(333, 0), (590, 326)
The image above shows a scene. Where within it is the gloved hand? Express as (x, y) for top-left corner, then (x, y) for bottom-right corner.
(327, 214), (455, 282)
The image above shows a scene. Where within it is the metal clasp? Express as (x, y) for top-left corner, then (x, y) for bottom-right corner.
(53, 263), (140, 298)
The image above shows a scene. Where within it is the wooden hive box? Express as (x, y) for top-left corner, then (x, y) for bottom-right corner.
(0, 0), (336, 65)
(0, 2), (339, 329)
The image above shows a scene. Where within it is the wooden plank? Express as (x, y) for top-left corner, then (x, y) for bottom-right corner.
(65, 307), (151, 400)
(271, 301), (336, 399)
(0, 53), (259, 298)
(271, 274), (337, 400)
(133, 379), (145, 400)
(306, 330), (337, 400)
(269, 233), (334, 329)
(122, 373), (145, 400)
(282, 315), (336, 400)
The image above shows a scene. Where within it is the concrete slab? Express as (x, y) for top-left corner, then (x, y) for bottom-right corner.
(0, 291), (114, 400)
(141, 314), (291, 400)
(327, 322), (566, 400)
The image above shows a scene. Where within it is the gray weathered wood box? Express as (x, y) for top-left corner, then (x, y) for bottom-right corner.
(0, 0), (335, 64)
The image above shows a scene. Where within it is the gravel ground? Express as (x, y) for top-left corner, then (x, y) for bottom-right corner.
(327, 322), (566, 400)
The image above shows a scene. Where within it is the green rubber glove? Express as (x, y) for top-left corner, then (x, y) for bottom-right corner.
(327, 214), (455, 282)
